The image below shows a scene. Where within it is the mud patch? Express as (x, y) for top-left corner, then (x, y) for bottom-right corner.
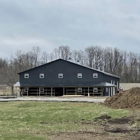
(108, 116), (134, 124)
(40, 122), (49, 124)
(105, 125), (140, 133)
(49, 115), (140, 140)
(49, 130), (140, 140)
(94, 114), (112, 122)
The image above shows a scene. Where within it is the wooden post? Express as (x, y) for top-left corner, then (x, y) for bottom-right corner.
(115, 87), (117, 94)
(51, 87), (52, 96)
(111, 87), (113, 96)
(39, 87), (40, 96)
(20, 89), (22, 96)
(75, 87), (76, 95)
(21, 89), (23, 96)
(113, 87), (115, 95)
(84, 87), (85, 96)
(27, 87), (29, 96)
(109, 87), (111, 96)
(88, 87), (90, 97)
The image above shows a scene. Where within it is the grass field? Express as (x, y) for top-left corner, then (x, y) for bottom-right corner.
(0, 102), (133, 140)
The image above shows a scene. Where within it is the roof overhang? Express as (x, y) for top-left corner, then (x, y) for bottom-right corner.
(14, 81), (20, 87)
(96, 82), (117, 87)
(19, 82), (116, 87)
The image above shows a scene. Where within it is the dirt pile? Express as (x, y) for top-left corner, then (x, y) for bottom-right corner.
(104, 87), (140, 109)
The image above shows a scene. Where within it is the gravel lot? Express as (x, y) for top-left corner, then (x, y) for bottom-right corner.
(120, 83), (140, 90)
(0, 96), (107, 103)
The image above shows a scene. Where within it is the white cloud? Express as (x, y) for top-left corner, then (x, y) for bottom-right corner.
(0, 37), (55, 58)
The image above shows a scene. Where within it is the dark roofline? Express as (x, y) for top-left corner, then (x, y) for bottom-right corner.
(18, 59), (59, 74)
(18, 58), (120, 79)
(66, 59), (120, 78)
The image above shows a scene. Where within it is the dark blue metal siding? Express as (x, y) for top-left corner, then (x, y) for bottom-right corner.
(103, 75), (120, 96)
(103, 91), (108, 96)
(19, 60), (105, 87)
(103, 74), (120, 87)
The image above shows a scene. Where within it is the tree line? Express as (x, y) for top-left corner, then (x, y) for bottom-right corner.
(0, 46), (139, 93)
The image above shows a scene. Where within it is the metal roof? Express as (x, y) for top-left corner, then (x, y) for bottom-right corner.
(20, 82), (116, 87)
(97, 82), (116, 87)
(66, 59), (120, 78)
(14, 81), (20, 87)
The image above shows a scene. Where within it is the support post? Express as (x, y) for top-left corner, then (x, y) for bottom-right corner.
(113, 87), (115, 95)
(75, 87), (76, 95)
(39, 87), (40, 96)
(51, 87), (52, 96)
(111, 87), (112, 96)
(27, 87), (29, 96)
(84, 87), (85, 96)
(109, 87), (110, 96)
(110, 87), (112, 96)
(88, 87), (90, 97)
(115, 87), (117, 94)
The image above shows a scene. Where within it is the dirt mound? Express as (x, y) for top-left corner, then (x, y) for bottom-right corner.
(104, 87), (140, 109)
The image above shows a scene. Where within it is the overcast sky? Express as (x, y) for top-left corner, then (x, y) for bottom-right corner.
(0, 0), (140, 58)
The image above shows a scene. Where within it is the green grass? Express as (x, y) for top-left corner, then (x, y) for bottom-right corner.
(0, 102), (131, 140)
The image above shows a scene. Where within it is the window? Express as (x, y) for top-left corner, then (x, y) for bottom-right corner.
(93, 88), (98, 93)
(77, 73), (82, 78)
(24, 73), (29, 78)
(58, 73), (63, 78)
(77, 87), (82, 92)
(93, 73), (98, 78)
(40, 73), (44, 78)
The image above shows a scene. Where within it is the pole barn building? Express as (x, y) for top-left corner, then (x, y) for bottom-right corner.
(18, 59), (120, 96)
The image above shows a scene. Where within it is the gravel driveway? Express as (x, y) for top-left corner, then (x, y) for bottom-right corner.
(0, 96), (107, 103)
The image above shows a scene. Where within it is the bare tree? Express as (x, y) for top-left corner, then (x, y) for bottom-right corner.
(41, 51), (49, 64)
(0, 45), (140, 87)
(71, 50), (86, 65)
(53, 46), (71, 60)
(85, 46), (96, 68)
(0, 60), (18, 95)
(31, 46), (41, 66)
(0, 47), (42, 94)
(127, 52), (138, 82)
(0, 58), (8, 85)
(94, 46), (103, 70)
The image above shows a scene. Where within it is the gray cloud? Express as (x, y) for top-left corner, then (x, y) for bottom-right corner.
(0, 0), (140, 58)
